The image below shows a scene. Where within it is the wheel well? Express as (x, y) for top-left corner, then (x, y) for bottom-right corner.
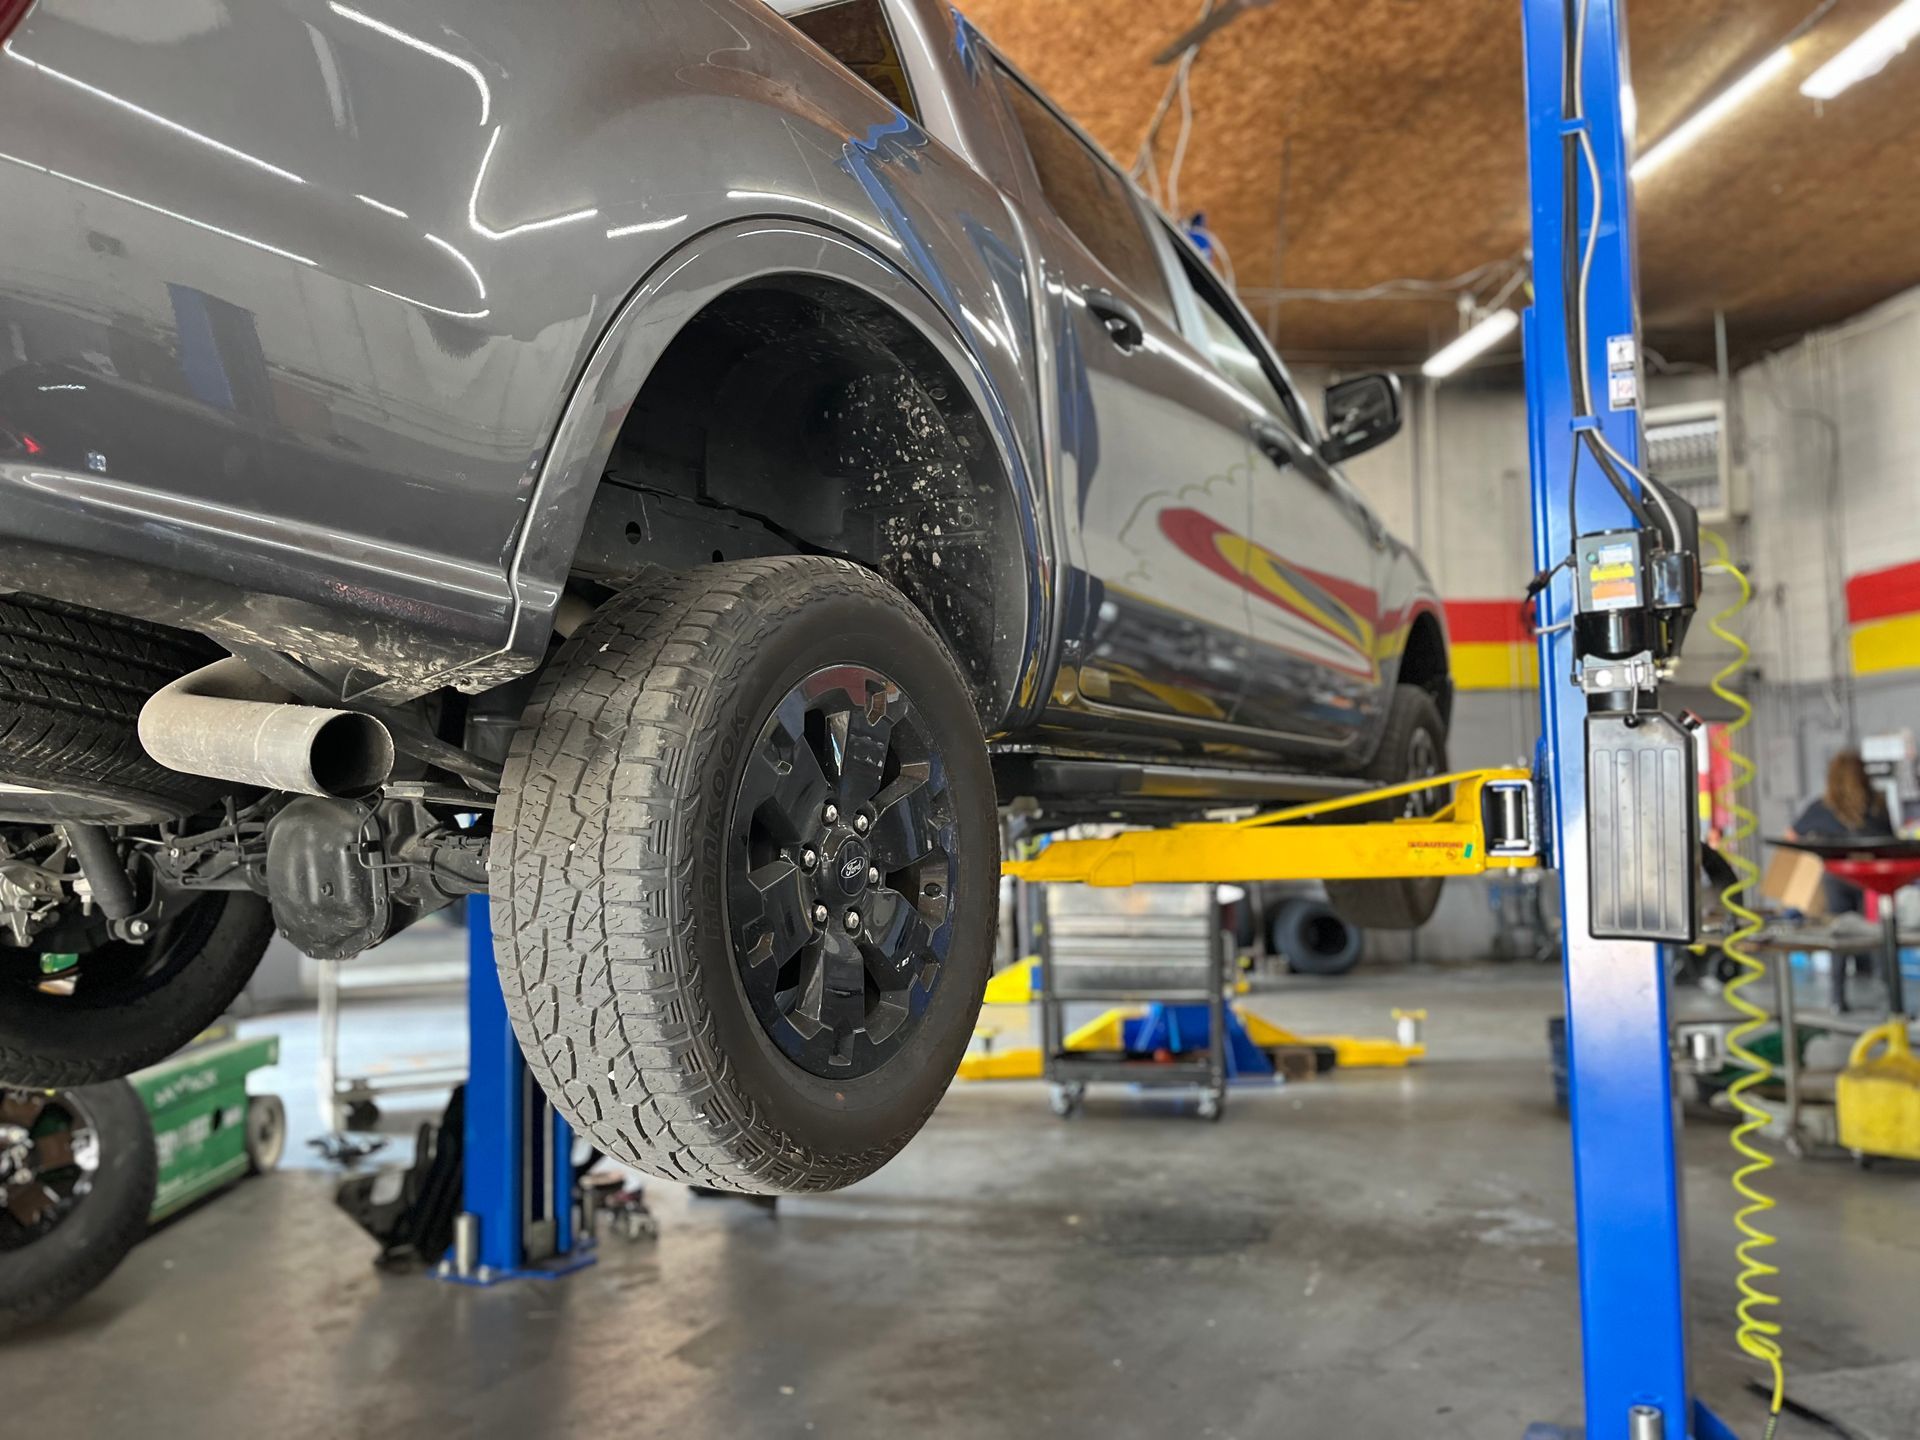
(567, 275), (1028, 727)
(1397, 610), (1453, 728)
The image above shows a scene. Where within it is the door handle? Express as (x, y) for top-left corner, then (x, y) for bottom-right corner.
(1252, 421), (1347, 491)
(1081, 286), (1145, 352)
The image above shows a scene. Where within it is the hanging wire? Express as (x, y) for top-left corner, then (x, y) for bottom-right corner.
(1238, 254), (1528, 307)
(1204, 224), (1238, 289)
(1132, 0), (1215, 205)
(1164, 40), (1201, 217)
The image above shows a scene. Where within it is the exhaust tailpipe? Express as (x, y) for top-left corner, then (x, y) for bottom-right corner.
(139, 658), (395, 799)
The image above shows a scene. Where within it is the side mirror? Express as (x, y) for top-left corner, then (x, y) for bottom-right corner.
(1320, 373), (1403, 465)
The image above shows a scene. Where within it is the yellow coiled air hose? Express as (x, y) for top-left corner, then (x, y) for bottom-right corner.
(1703, 529), (1786, 1439)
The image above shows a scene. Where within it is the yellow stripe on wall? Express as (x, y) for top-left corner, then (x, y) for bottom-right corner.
(1851, 613), (1920, 677)
(1453, 641), (1539, 691)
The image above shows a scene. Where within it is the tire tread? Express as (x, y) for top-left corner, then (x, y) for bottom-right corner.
(0, 593), (225, 816)
(0, 1079), (157, 1338)
(492, 558), (981, 1194)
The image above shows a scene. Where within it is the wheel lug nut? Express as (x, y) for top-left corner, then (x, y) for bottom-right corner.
(853, 813), (870, 834)
(812, 904), (829, 927)
(799, 846), (818, 871)
(867, 866), (881, 886)
(843, 910), (861, 934)
(823, 803), (840, 824)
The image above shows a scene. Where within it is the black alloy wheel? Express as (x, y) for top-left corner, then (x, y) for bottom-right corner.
(492, 557), (997, 1194)
(728, 665), (959, 1080)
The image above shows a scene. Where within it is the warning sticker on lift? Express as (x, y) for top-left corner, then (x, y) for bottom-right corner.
(1607, 333), (1638, 410)
(1586, 541), (1642, 610)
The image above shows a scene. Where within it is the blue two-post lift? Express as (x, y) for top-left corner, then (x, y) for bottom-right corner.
(1523, 0), (1736, 1435)
(440, 0), (1737, 1428)
(441, 893), (593, 1285)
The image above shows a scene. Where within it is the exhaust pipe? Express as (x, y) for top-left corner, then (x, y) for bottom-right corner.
(139, 658), (395, 800)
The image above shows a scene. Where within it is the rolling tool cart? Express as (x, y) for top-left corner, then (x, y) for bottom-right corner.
(1036, 884), (1229, 1120)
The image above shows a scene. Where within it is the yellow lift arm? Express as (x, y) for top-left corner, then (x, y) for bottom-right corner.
(1004, 767), (1540, 887)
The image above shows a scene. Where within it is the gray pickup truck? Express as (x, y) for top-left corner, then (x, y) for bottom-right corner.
(0, 0), (1450, 1191)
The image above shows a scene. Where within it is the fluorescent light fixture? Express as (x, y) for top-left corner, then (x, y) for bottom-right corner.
(1632, 46), (1792, 180)
(1423, 309), (1518, 379)
(1801, 0), (1920, 99)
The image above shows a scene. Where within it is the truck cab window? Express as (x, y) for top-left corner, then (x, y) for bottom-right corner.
(789, 0), (920, 122)
(992, 61), (1177, 326)
(1174, 245), (1306, 435)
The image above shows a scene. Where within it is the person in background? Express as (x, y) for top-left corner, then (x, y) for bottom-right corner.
(1790, 748), (1895, 914)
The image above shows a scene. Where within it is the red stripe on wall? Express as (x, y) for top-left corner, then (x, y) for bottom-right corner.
(1444, 598), (1533, 645)
(1846, 560), (1920, 625)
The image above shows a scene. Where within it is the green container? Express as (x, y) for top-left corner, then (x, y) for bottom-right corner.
(128, 1033), (281, 1220)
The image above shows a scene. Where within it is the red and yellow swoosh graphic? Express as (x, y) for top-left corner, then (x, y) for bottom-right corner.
(1159, 505), (1548, 692)
(1157, 506), (1377, 679)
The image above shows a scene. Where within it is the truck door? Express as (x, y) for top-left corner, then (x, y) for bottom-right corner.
(988, 60), (1255, 733)
(1168, 249), (1390, 754)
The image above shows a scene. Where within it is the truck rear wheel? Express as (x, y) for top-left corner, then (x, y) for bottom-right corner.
(1324, 684), (1448, 931)
(492, 558), (996, 1194)
(0, 891), (277, 1088)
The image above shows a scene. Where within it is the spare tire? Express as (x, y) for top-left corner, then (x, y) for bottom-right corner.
(0, 593), (227, 825)
(1268, 897), (1362, 976)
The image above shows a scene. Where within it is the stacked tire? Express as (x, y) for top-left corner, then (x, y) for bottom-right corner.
(1267, 897), (1362, 977)
(0, 1080), (156, 1338)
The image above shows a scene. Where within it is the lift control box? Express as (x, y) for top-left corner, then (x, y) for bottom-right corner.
(1585, 710), (1698, 942)
(1575, 529), (1647, 613)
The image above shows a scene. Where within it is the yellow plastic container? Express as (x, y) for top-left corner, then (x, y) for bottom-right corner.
(1837, 1020), (1920, 1161)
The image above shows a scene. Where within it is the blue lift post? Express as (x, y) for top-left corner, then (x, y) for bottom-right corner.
(445, 893), (594, 1285)
(1520, 1), (1731, 1436)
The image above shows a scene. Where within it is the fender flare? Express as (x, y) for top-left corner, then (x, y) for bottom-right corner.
(465, 217), (1049, 730)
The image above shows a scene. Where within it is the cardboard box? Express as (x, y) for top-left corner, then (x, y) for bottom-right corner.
(1762, 846), (1828, 916)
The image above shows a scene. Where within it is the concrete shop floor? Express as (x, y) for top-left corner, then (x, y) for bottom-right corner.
(8, 967), (1917, 1439)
